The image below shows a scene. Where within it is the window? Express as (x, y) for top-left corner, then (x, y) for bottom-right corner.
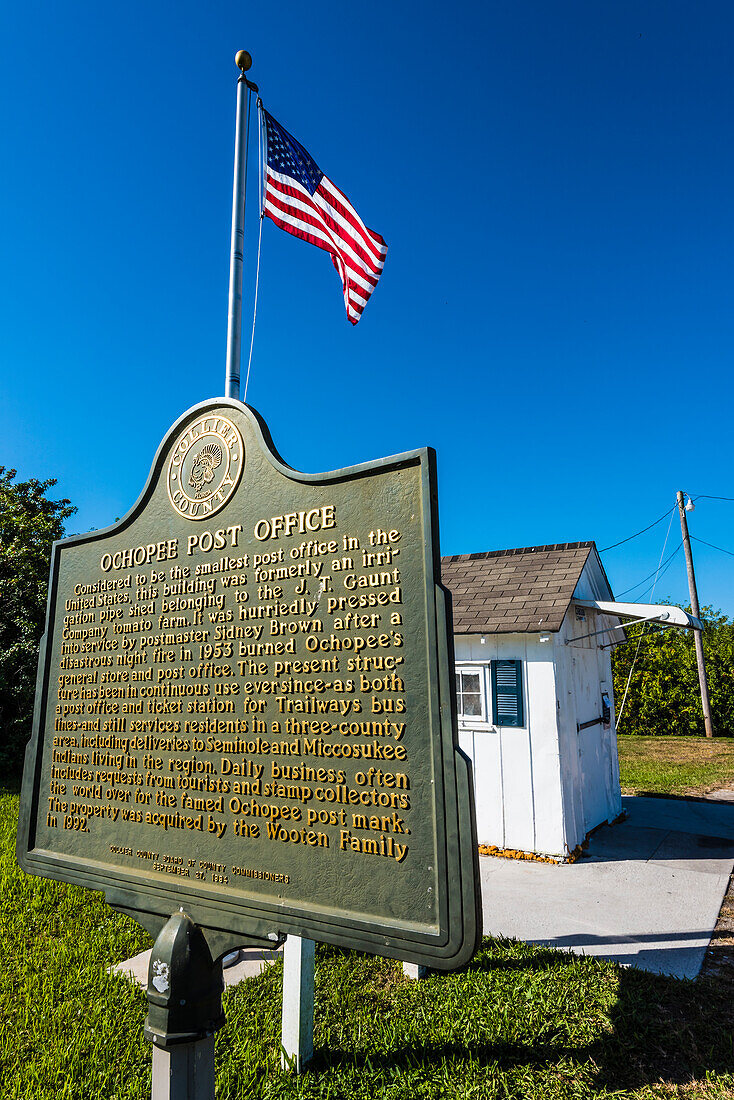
(491, 660), (524, 728)
(455, 667), (488, 723)
(455, 660), (525, 729)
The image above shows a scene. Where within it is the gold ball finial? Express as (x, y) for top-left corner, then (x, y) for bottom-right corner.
(235, 50), (252, 73)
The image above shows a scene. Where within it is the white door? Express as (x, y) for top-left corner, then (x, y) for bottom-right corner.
(572, 647), (610, 833)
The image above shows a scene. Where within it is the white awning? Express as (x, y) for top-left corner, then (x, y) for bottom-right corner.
(574, 599), (702, 631)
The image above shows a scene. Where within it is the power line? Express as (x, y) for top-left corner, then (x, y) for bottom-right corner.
(614, 541), (683, 598)
(617, 506), (677, 726)
(631, 545), (683, 601)
(691, 535), (734, 558)
(600, 505), (675, 552)
(691, 494), (734, 503)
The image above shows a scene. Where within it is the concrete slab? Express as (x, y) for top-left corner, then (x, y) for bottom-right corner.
(699, 787), (734, 803)
(581, 824), (665, 863)
(621, 795), (734, 838)
(480, 795), (734, 980)
(109, 945), (282, 989)
(648, 831), (734, 876)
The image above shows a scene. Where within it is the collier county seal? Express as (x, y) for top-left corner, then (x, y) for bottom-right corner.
(167, 415), (244, 519)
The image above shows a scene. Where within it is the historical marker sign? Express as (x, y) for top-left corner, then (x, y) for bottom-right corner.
(18, 400), (481, 967)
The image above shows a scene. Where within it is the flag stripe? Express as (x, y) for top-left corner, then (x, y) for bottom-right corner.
(264, 210), (378, 297)
(318, 177), (386, 261)
(264, 198), (379, 307)
(268, 167), (384, 269)
(317, 188), (385, 268)
(312, 189), (385, 274)
(264, 205), (371, 310)
(263, 200), (378, 300)
(267, 170), (382, 284)
(265, 175), (380, 290)
(263, 203), (335, 256)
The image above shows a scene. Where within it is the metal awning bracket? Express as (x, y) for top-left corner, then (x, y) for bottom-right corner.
(565, 612), (668, 646)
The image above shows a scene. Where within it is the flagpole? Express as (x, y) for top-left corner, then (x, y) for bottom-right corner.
(225, 51), (255, 400)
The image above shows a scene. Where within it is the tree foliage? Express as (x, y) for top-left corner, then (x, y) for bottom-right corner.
(0, 468), (76, 778)
(612, 605), (734, 737)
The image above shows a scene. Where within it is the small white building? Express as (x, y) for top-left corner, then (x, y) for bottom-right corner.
(442, 541), (700, 860)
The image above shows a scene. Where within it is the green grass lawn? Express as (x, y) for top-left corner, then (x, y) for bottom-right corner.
(2, 787), (734, 1098)
(617, 735), (734, 796)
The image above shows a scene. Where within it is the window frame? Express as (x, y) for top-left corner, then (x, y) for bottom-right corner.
(454, 663), (491, 729)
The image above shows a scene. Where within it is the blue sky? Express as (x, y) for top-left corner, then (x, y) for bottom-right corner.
(2, 1), (733, 614)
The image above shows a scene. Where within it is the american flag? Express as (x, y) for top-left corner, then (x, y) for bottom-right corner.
(261, 108), (387, 325)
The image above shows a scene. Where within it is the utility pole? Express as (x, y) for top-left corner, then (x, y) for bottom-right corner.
(677, 490), (714, 738)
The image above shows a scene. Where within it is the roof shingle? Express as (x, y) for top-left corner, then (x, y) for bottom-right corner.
(441, 542), (595, 634)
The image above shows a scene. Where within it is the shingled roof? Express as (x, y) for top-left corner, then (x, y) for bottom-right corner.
(441, 542), (596, 634)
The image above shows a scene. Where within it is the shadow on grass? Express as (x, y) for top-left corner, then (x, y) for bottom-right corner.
(593, 964), (734, 1091)
(306, 1037), (585, 1074)
(450, 945), (573, 975)
(317, 938), (580, 978)
(311, 945), (734, 1093)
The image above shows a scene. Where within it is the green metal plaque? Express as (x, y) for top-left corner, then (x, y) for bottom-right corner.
(18, 400), (481, 968)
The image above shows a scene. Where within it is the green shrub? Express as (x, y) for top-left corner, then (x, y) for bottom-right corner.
(612, 606), (734, 736)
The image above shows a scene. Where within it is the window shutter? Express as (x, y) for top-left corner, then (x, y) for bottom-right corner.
(491, 660), (524, 727)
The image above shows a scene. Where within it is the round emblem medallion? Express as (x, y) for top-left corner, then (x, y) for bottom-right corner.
(166, 415), (244, 519)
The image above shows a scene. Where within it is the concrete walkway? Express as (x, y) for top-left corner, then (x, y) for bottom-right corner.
(480, 795), (734, 979)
